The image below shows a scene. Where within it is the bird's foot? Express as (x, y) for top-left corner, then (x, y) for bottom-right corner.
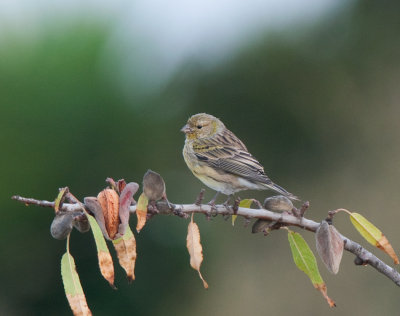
(223, 195), (233, 212)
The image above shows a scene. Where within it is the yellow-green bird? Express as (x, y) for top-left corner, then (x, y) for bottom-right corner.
(181, 113), (298, 202)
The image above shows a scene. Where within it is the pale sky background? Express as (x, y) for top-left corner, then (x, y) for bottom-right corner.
(0, 0), (347, 87)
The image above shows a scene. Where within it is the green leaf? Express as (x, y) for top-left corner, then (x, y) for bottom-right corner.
(61, 252), (92, 315)
(86, 212), (109, 253)
(231, 214), (238, 226)
(349, 212), (382, 246)
(287, 230), (323, 285)
(233, 199), (253, 226)
(239, 199), (253, 208)
(287, 230), (336, 307)
(61, 252), (84, 295)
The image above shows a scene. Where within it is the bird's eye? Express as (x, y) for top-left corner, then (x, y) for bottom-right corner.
(197, 125), (202, 129)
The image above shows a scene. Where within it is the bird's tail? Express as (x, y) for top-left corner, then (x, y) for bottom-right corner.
(264, 182), (300, 201)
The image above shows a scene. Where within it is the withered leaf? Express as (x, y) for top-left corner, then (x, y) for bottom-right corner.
(118, 182), (139, 238)
(54, 187), (69, 212)
(315, 221), (344, 274)
(97, 189), (120, 240)
(85, 211), (115, 288)
(113, 226), (137, 282)
(136, 193), (149, 233)
(98, 251), (115, 289)
(61, 252), (92, 316)
(186, 213), (208, 289)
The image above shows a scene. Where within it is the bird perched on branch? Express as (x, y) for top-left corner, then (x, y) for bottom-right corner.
(181, 113), (298, 203)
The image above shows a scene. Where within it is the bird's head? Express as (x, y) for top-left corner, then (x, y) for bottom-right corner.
(181, 113), (225, 140)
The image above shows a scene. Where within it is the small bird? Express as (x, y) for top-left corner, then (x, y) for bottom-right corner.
(181, 113), (298, 202)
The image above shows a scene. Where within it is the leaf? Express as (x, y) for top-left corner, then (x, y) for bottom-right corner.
(287, 230), (335, 307)
(97, 189), (120, 239)
(349, 212), (399, 264)
(231, 215), (238, 226)
(136, 193), (149, 233)
(186, 214), (208, 289)
(54, 187), (68, 212)
(232, 199), (253, 226)
(85, 212), (115, 288)
(239, 199), (253, 208)
(113, 226), (137, 282)
(61, 253), (92, 316)
(315, 221), (344, 274)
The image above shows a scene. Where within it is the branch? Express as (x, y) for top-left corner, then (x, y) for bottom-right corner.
(11, 195), (400, 287)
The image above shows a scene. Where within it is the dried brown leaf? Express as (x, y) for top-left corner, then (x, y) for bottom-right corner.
(113, 227), (137, 282)
(377, 235), (399, 265)
(98, 251), (115, 288)
(315, 283), (336, 308)
(186, 214), (208, 289)
(54, 187), (69, 212)
(315, 221), (344, 274)
(97, 189), (120, 239)
(66, 294), (92, 316)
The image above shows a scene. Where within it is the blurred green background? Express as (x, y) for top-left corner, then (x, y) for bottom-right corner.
(1, 1), (400, 315)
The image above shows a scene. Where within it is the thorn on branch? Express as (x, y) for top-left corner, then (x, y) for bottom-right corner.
(299, 201), (310, 217)
(232, 198), (240, 215)
(173, 208), (189, 219)
(326, 210), (338, 224)
(291, 207), (301, 218)
(354, 256), (368, 266)
(195, 189), (205, 206)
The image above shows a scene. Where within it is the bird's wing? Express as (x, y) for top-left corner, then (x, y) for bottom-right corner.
(193, 132), (272, 184)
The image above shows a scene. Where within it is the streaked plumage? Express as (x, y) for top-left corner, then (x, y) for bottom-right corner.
(181, 113), (298, 200)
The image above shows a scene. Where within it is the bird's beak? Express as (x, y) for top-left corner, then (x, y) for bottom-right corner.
(180, 124), (192, 134)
